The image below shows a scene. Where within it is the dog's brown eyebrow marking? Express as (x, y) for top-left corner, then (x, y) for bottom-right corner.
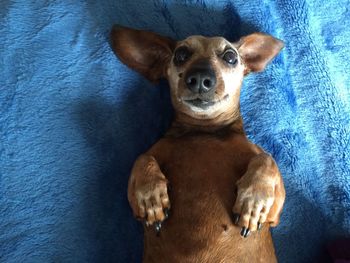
(175, 45), (190, 50)
(216, 45), (233, 55)
(224, 45), (234, 51)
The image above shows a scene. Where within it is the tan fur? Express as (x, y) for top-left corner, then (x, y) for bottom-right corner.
(111, 25), (285, 263)
(167, 36), (244, 122)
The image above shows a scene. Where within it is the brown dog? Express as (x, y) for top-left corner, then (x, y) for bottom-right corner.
(111, 25), (286, 263)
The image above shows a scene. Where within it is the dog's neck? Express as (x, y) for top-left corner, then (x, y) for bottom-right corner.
(166, 108), (244, 137)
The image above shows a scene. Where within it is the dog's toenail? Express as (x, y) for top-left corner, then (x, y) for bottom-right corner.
(155, 221), (162, 236)
(232, 213), (240, 225)
(240, 227), (250, 238)
(240, 227), (246, 237)
(164, 208), (170, 219)
(258, 222), (263, 231)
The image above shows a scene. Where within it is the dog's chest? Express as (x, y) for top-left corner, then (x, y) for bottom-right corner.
(150, 134), (255, 244)
(159, 134), (251, 189)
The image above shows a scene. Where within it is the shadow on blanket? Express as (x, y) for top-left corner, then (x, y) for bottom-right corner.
(73, 76), (172, 261)
(85, 1), (260, 43)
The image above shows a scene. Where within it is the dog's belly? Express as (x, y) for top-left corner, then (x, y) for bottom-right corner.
(143, 136), (277, 263)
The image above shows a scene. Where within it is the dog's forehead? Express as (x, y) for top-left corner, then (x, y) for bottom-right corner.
(179, 35), (232, 52)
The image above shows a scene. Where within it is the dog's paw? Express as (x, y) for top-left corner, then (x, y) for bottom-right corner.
(135, 177), (171, 229)
(232, 177), (276, 238)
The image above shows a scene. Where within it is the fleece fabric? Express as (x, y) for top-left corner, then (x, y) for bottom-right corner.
(1, 1), (349, 262)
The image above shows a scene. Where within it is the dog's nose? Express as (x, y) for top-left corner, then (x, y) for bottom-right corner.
(185, 64), (216, 94)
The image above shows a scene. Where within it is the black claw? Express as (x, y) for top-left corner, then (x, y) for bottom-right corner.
(164, 208), (170, 219)
(258, 222), (263, 231)
(232, 213), (240, 225)
(240, 227), (250, 238)
(240, 227), (247, 237)
(244, 229), (251, 238)
(155, 221), (162, 236)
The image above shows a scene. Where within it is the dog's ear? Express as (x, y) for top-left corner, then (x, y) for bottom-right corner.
(235, 33), (284, 74)
(110, 25), (176, 83)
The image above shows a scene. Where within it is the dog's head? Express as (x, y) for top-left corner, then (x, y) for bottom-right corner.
(111, 25), (283, 123)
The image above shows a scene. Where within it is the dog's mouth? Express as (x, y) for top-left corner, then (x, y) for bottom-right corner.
(185, 98), (215, 109)
(183, 95), (229, 110)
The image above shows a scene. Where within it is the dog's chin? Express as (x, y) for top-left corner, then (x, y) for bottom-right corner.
(180, 95), (230, 118)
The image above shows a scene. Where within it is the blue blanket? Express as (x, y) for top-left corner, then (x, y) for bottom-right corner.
(1, 1), (349, 262)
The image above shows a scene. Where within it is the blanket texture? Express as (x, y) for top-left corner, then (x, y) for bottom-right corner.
(1, 0), (349, 262)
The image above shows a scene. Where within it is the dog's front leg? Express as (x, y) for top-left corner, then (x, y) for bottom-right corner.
(128, 154), (170, 230)
(232, 153), (285, 237)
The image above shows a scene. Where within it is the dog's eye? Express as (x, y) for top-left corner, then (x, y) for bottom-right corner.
(222, 50), (238, 65)
(174, 47), (192, 66)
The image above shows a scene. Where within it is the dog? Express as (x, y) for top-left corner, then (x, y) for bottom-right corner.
(111, 25), (286, 263)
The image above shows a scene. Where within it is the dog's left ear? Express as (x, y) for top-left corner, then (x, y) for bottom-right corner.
(110, 25), (176, 83)
(235, 33), (284, 74)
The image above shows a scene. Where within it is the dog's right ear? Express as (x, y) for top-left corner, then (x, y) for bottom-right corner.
(110, 25), (176, 83)
(235, 33), (284, 75)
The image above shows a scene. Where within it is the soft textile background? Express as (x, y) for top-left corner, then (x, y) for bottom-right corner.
(1, 0), (349, 262)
